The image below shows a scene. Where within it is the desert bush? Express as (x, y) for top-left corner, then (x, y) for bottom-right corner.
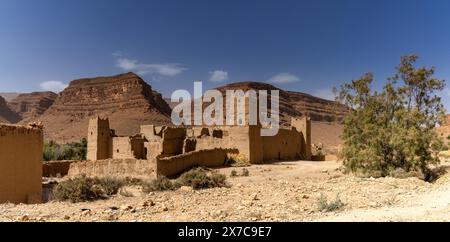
(178, 168), (220, 190)
(119, 188), (134, 197)
(123, 177), (144, 186)
(230, 168), (250, 177)
(142, 176), (175, 192)
(336, 55), (445, 181)
(96, 177), (124, 195)
(143, 168), (228, 192)
(242, 168), (250, 177)
(317, 194), (345, 212)
(226, 153), (250, 167)
(230, 170), (238, 177)
(210, 173), (227, 187)
(53, 175), (124, 202)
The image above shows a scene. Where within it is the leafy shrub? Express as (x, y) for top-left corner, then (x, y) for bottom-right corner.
(53, 175), (124, 202)
(337, 55), (445, 180)
(318, 194), (345, 212)
(43, 139), (87, 161)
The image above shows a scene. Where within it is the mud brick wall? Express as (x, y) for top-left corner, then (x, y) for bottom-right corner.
(156, 148), (239, 177)
(0, 124), (43, 204)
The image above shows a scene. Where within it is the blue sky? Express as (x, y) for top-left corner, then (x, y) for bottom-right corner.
(1, 0), (450, 108)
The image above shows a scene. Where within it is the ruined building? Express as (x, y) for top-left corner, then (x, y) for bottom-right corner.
(87, 117), (146, 161)
(0, 124), (43, 204)
(86, 116), (311, 177)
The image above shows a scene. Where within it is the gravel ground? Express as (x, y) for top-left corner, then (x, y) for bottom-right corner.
(1, 160), (447, 222)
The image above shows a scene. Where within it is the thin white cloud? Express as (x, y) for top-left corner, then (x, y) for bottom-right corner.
(209, 70), (229, 83)
(114, 54), (188, 77)
(40, 81), (68, 93)
(112, 51), (123, 57)
(268, 73), (300, 84)
(313, 88), (336, 101)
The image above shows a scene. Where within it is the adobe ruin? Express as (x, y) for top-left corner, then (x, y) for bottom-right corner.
(86, 116), (311, 177)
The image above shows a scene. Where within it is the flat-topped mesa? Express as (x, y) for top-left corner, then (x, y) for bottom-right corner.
(38, 72), (172, 143)
(52, 72), (171, 114)
(8, 92), (57, 122)
(0, 96), (21, 124)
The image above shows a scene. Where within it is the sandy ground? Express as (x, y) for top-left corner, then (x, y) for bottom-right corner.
(1, 160), (450, 222)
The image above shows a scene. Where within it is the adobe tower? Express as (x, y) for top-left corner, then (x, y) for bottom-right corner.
(87, 117), (112, 161)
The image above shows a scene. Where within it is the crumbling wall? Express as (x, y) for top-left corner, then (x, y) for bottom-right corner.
(248, 125), (264, 164)
(262, 128), (303, 161)
(42, 161), (74, 177)
(68, 159), (156, 179)
(161, 127), (186, 156)
(156, 148), (239, 177)
(183, 138), (197, 153)
(0, 124), (43, 204)
(112, 135), (145, 159)
(193, 126), (253, 163)
(146, 139), (163, 161)
(140, 125), (156, 140)
(291, 117), (312, 160)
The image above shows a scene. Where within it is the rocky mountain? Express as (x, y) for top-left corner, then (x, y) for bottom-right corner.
(212, 81), (349, 126)
(0, 96), (21, 123)
(0, 93), (20, 102)
(8, 92), (57, 122)
(36, 72), (172, 143)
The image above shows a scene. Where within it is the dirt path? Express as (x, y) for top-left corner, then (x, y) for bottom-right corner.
(317, 174), (450, 222)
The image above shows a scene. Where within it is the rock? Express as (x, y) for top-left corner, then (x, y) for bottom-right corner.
(108, 206), (119, 211)
(8, 92), (57, 122)
(81, 210), (92, 216)
(120, 205), (133, 211)
(179, 186), (193, 192)
(242, 200), (253, 207)
(18, 215), (29, 222)
(64, 215), (71, 220)
(36, 217), (45, 222)
(302, 195), (310, 199)
(0, 96), (21, 123)
(105, 214), (118, 221)
(142, 200), (155, 207)
(251, 193), (259, 201)
(162, 205), (169, 211)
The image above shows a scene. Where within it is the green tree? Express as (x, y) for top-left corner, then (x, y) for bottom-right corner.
(43, 138), (87, 161)
(337, 55), (445, 180)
